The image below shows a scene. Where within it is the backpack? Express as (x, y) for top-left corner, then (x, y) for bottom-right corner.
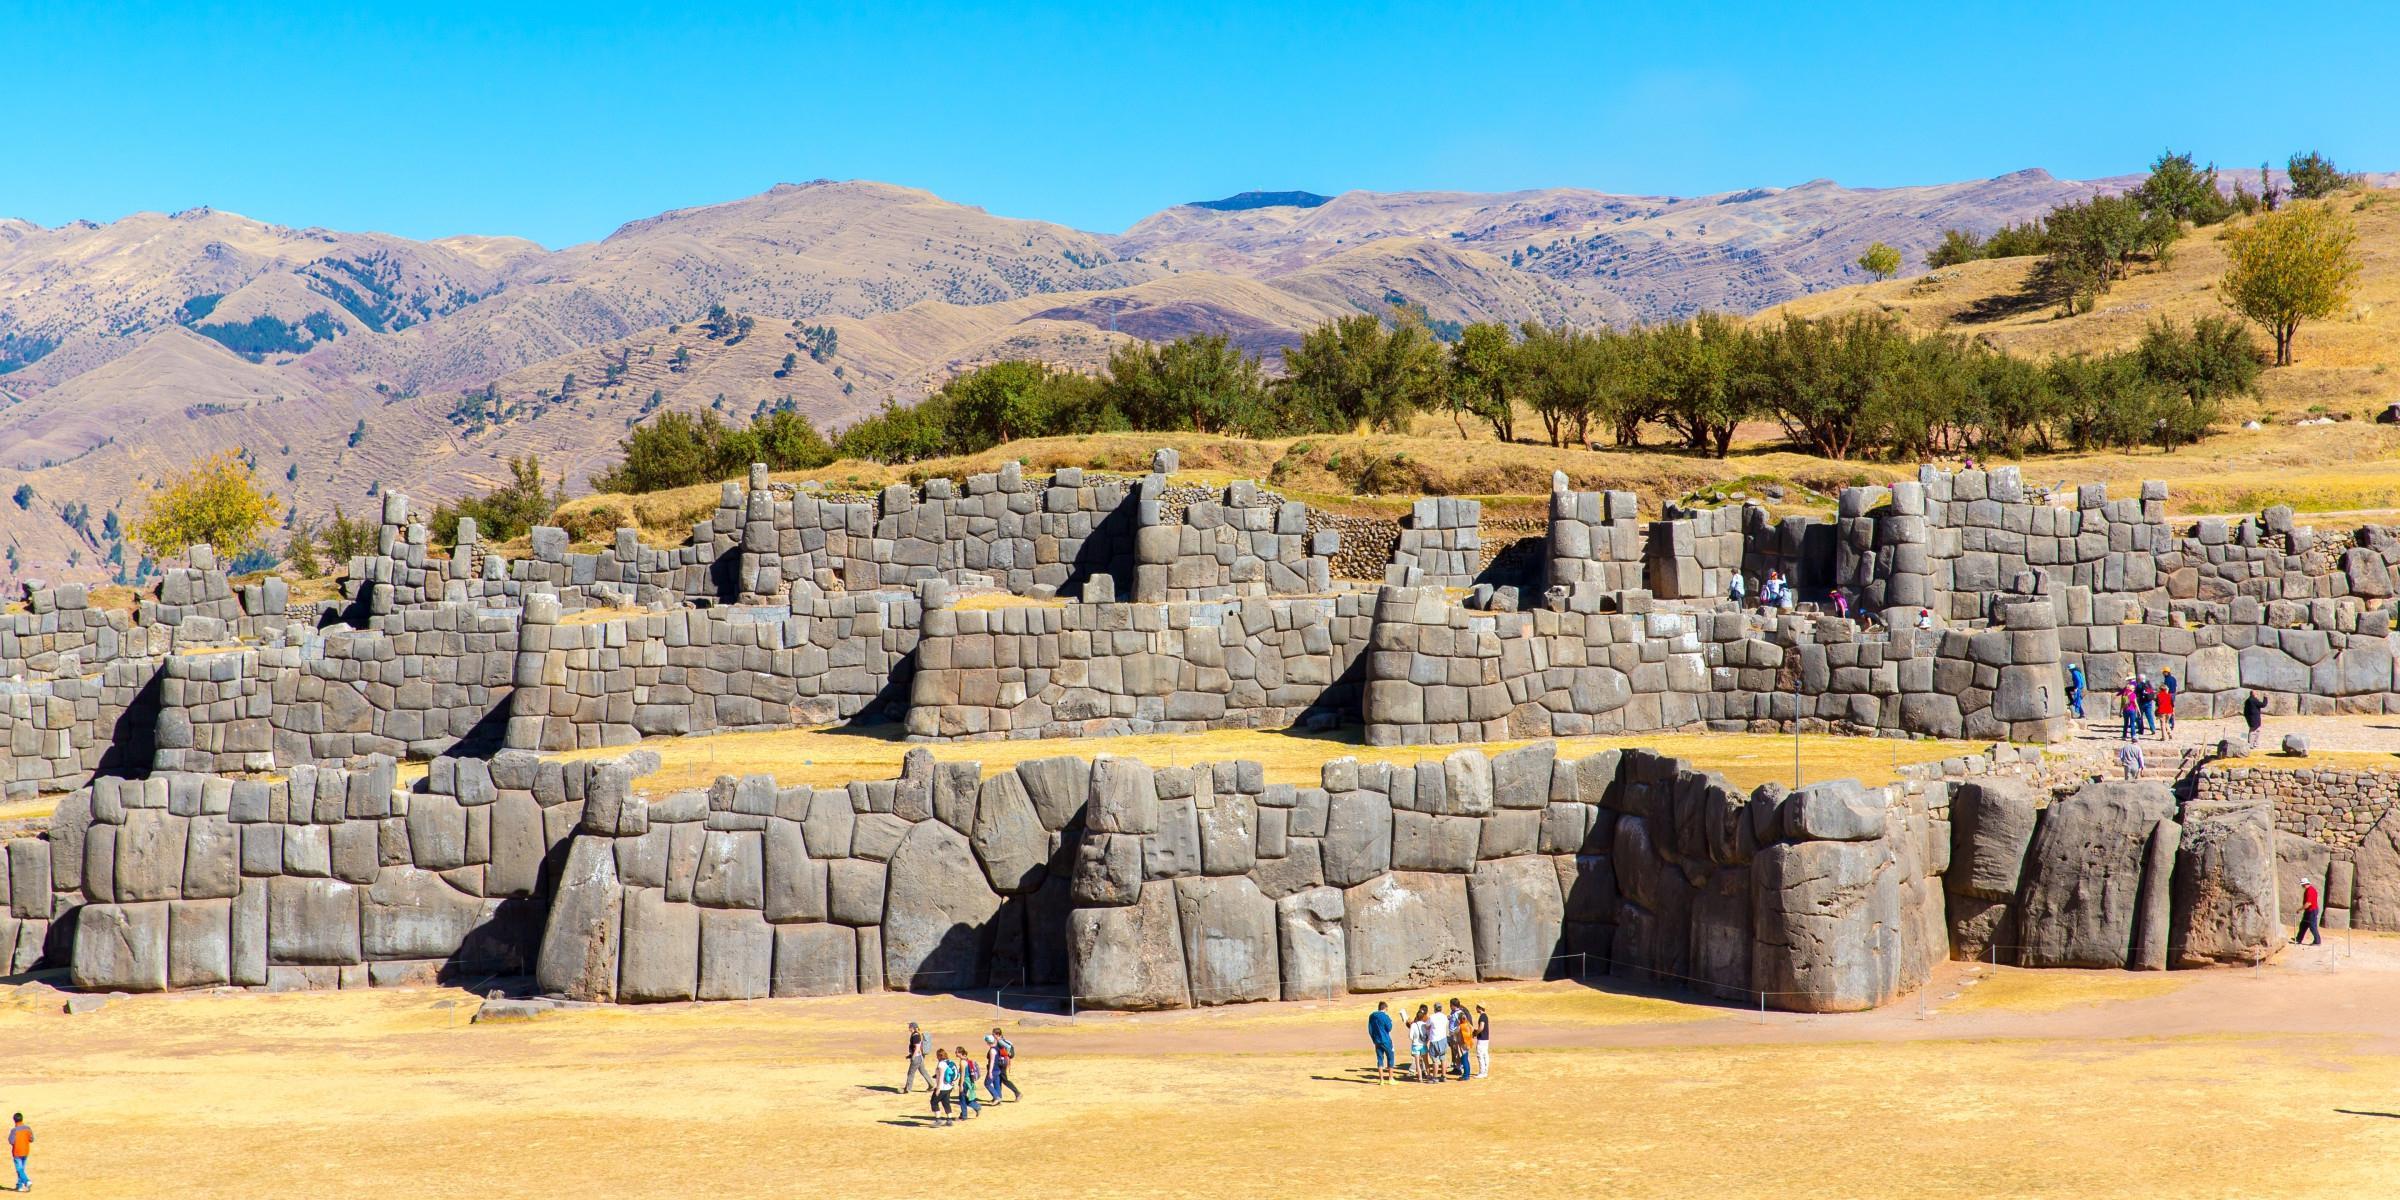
(993, 1037), (1014, 1065)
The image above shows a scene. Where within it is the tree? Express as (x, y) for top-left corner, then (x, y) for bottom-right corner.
(430, 456), (565, 547)
(2287, 151), (2352, 201)
(131, 450), (278, 561)
(1098, 334), (1271, 435)
(2221, 203), (2361, 366)
(1927, 229), (1984, 268)
(1515, 323), (1609, 448)
(1857, 242), (1901, 281)
(284, 520), (322, 577)
(1446, 322), (1520, 441)
(1651, 313), (1750, 457)
(2135, 151), (2233, 226)
(321, 506), (377, 561)
(1277, 314), (1448, 434)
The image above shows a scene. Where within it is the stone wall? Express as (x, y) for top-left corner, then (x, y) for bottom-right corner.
(56, 752), (589, 992)
(2190, 761), (2400, 933)
(505, 590), (922, 753)
(1386, 498), (1482, 587)
(1544, 484), (1646, 592)
(1134, 483), (1332, 602)
(905, 594), (1371, 740)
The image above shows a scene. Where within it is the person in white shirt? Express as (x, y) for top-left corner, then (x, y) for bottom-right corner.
(1425, 1005), (1451, 1082)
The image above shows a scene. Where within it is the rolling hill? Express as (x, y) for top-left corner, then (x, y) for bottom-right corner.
(0, 168), (2187, 589)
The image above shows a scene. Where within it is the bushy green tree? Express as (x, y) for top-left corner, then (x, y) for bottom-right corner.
(430, 456), (566, 547)
(2287, 151), (2353, 200)
(1446, 322), (1520, 442)
(2221, 201), (2362, 365)
(2135, 151), (2234, 226)
(1651, 313), (1750, 457)
(1277, 313), (1447, 434)
(1857, 242), (1902, 281)
(1098, 334), (1272, 435)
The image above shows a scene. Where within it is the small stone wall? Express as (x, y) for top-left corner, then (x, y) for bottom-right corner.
(1386, 498), (1482, 587)
(906, 594), (1371, 740)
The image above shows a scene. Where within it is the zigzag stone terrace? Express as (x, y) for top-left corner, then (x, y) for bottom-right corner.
(0, 451), (2382, 1009)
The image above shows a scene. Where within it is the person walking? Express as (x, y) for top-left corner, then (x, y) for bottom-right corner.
(2117, 736), (2146, 781)
(930, 1048), (955, 1126)
(2161, 667), (2179, 712)
(955, 1048), (984, 1120)
(2243, 691), (2268, 750)
(1473, 1005), (1492, 1079)
(6, 1114), (25, 1193)
(903, 1021), (933, 1094)
(2156, 681), (2176, 737)
(1832, 589), (1852, 621)
(1367, 1001), (1396, 1085)
(984, 1031), (1022, 1102)
(2294, 878), (2324, 946)
(2120, 684), (2141, 742)
(2136, 676), (2159, 737)
(2065, 662), (2085, 720)
(1727, 573), (1747, 608)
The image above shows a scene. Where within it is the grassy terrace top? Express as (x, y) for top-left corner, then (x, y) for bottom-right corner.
(550, 725), (1991, 794)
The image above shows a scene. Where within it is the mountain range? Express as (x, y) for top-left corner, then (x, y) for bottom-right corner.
(0, 168), (2131, 587)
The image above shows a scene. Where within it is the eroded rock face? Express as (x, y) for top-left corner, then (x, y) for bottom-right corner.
(1174, 875), (1277, 1005)
(1068, 880), (1186, 1009)
(2014, 781), (2177, 969)
(1465, 856), (1564, 981)
(535, 837), (622, 1001)
(1948, 780), (2039, 901)
(881, 820), (1003, 992)
(1275, 886), (1346, 1001)
(1751, 838), (1900, 1012)
(1341, 871), (1474, 993)
(2171, 799), (2280, 967)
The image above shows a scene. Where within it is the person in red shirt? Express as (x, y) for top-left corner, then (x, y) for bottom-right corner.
(2294, 879), (2324, 946)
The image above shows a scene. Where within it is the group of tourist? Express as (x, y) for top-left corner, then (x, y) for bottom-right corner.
(1726, 570), (1795, 616)
(1364, 999), (1492, 1085)
(901, 1021), (1022, 1127)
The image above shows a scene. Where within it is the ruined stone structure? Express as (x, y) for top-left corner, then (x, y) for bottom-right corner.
(5, 451), (2390, 1008)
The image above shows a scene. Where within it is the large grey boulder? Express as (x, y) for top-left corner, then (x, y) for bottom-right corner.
(1784, 780), (1888, 842)
(1751, 838), (1902, 1012)
(970, 771), (1048, 894)
(697, 907), (773, 1001)
(1342, 871), (1476, 992)
(1174, 875), (1277, 1005)
(168, 898), (231, 988)
(115, 809), (188, 902)
(362, 866), (487, 960)
(1391, 811), (1480, 871)
(1070, 832), (1143, 906)
(1322, 789), (1394, 886)
(1197, 792), (1258, 876)
(1466, 856), (1565, 980)
(1947, 779), (2040, 900)
(266, 876), (362, 965)
(1015, 757), (1091, 831)
(2171, 799), (2280, 967)
(771, 923), (858, 997)
(618, 888), (700, 1002)
(881, 820), (1003, 992)
(1144, 788), (1205, 880)
(1276, 886), (1346, 1001)
(1068, 880), (1188, 1009)
(2014, 781), (2177, 968)
(1490, 743), (1556, 810)
(2129, 819), (2181, 971)
(1085, 756), (1158, 834)
(763, 819), (828, 923)
(535, 836), (622, 1001)
(183, 815), (241, 900)
(73, 902), (168, 991)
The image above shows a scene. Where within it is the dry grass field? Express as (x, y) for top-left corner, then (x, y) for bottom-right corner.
(10, 938), (2400, 1198)
(551, 724), (1988, 794)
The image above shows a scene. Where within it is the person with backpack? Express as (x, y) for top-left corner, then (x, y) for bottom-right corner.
(2065, 662), (2085, 720)
(2295, 878), (2324, 946)
(930, 1048), (955, 1126)
(1366, 1001), (1396, 1085)
(1407, 1005), (1430, 1083)
(6, 1114), (26, 1193)
(955, 1048), (984, 1120)
(2119, 683), (2141, 742)
(2136, 676), (2159, 737)
(1473, 1005), (1492, 1079)
(985, 1029), (1022, 1101)
(903, 1021), (932, 1094)
(1449, 999), (1476, 1080)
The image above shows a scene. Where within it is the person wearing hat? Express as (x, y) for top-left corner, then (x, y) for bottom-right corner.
(2294, 877), (2323, 946)
(902, 1021), (933, 1094)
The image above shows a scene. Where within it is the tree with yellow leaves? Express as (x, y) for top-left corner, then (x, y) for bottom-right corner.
(2221, 202), (2361, 366)
(131, 451), (279, 562)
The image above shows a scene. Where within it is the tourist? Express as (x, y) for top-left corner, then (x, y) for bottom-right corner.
(2294, 878), (2324, 946)
(1407, 1004), (1424, 1082)
(930, 1048), (955, 1126)
(1761, 571), (1792, 614)
(2161, 667), (2179, 708)
(2120, 684), (2141, 742)
(955, 1048), (984, 1120)
(2116, 736), (2146, 781)
(1728, 573), (1747, 607)
(2156, 680), (2176, 736)
(1420, 998), (1440, 1084)
(1831, 589), (1852, 620)
(2136, 676), (2159, 737)
(2243, 691), (2267, 749)
(1367, 1001), (1396, 1085)
(903, 1021), (932, 1094)
(6, 1114), (25, 1193)
(985, 1030), (1022, 1102)
(1916, 608), (1933, 632)
(1449, 998), (1475, 1080)
(2065, 662), (2085, 720)
(1473, 1005), (1492, 1078)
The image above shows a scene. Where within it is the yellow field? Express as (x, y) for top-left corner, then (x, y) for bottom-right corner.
(12, 940), (2400, 1199)
(550, 723), (1987, 794)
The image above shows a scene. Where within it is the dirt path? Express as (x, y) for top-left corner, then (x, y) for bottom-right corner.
(7, 938), (2400, 1198)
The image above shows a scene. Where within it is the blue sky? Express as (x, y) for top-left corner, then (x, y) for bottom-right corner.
(9, 2), (2397, 246)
